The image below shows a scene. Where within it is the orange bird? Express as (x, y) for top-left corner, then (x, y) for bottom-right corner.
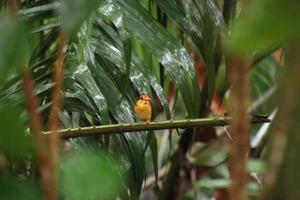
(134, 94), (152, 122)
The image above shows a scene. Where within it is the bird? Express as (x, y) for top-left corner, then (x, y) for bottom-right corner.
(134, 94), (152, 122)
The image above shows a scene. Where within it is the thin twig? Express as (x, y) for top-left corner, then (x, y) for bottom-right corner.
(247, 86), (277, 113)
(223, 126), (263, 186)
(222, 126), (233, 141)
(43, 116), (270, 139)
(143, 164), (170, 190)
(251, 109), (277, 149)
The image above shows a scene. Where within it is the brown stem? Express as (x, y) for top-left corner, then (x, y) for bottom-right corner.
(6, 0), (56, 199)
(47, 31), (66, 200)
(260, 44), (300, 200)
(22, 69), (54, 200)
(6, 0), (18, 14)
(228, 56), (250, 200)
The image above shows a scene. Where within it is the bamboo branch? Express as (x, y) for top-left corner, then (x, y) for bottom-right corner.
(43, 116), (270, 139)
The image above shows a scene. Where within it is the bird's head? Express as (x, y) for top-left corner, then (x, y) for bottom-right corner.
(139, 94), (151, 101)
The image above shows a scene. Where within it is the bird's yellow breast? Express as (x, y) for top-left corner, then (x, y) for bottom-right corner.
(135, 100), (151, 122)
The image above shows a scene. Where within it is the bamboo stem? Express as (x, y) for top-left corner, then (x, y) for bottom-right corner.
(43, 116), (270, 139)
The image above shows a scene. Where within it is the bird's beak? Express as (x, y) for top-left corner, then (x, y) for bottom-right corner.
(144, 96), (151, 101)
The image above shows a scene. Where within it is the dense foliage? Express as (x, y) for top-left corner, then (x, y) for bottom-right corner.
(0, 0), (299, 200)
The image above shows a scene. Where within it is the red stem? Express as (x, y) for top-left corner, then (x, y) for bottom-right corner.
(47, 31), (67, 200)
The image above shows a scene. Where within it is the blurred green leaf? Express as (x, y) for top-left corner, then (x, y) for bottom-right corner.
(115, 133), (145, 199)
(250, 57), (278, 114)
(194, 147), (227, 167)
(265, 47), (300, 200)
(144, 132), (158, 187)
(196, 178), (260, 193)
(58, 0), (101, 37)
(197, 178), (229, 189)
(61, 149), (124, 200)
(247, 159), (266, 174)
(0, 104), (33, 159)
(227, 0), (300, 55)
(19, 2), (58, 21)
(0, 16), (30, 84)
(0, 175), (42, 200)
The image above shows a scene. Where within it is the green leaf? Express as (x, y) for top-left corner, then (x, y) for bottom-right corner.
(144, 132), (158, 187)
(61, 149), (124, 200)
(197, 178), (229, 189)
(115, 133), (145, 199)
(91, 19), (171, 119)
(227, 0), (300, 55)
(0, 104), (33, 159)
(250, 56), (278, 114)
(19, 2), (58, 21)
(124, 39), (132, 73)
(57, 0), (101, 38)
(92, 36), (171, 120)
(194, 146), (227, 167)
(30, 28), (59, 64)
(156, 0), (224, 104)
(0, 175), (42, 200)
(103, 0), (200, 117)
(0, 16), (30, 85)
(195, 178), (260, 192)
(149, 132), (158, 188)
(247, 159), (266, 174)
(63, 20), (110, 125)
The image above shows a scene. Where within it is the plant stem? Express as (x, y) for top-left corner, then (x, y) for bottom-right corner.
(47, 31), (66, 200)
(228, 56), (250, 200)
(22, 69), (54, 200)
(6, 0), (18, 13)
(6, 0), (54, 199)
(43, 116), (270, 139)
(260, 43), (300, 200)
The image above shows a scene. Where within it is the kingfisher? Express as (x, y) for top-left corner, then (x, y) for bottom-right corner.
(134, 94), (152, 122)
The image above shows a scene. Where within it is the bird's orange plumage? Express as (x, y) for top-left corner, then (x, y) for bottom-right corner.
(135, 95), (151, 122)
